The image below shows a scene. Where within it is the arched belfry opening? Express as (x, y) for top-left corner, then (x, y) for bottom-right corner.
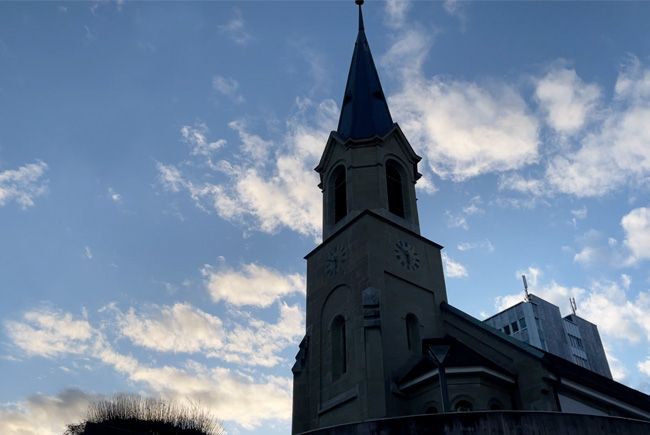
(386, 159), (407, 218)
(331, 315), (347, 380)
(331, 165), (347, 224)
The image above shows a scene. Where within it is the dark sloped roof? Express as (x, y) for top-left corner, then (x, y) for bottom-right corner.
(397, 336), (515, 388)
(336, 4), (394, 141)
(441, 302), (650, 414)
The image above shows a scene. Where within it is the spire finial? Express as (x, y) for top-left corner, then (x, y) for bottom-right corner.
(356, 0), (365, 31)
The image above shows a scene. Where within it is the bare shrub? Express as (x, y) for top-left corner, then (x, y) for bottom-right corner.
(65, 394), (225, 435)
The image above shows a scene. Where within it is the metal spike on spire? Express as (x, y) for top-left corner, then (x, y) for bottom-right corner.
(336, 0), (394, 141)
(356, 0), (365, 31)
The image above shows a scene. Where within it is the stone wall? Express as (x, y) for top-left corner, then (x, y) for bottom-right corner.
(298, 411), (650, 435)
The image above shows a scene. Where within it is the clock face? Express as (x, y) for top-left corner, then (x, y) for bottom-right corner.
(394, 240), (420, 271)
(326, 244), (349, 277)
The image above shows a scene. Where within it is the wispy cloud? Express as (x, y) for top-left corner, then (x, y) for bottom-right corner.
(622, 207), (650, 264)
(180, 122), (226, 158)
(446, 196), (483, 230)
(0, 161), (48, 208)
(499, 57), (650, 199)
(457, 239), (495, 253)
(5, 308), (92, 358)
(384, 0), (411, 29)
(4, 298), (300, 431)
(212, 75), (244, 104)
(0, 389), (96, 435)
(158, 98), (336, 239)
(535, 65), (600, 136)
(218, 8), (253, 46)
(442, 252), (468, 278)
(107, 187), (122, 204)
(202, 262), (304, 308)
(383, 27), (539, 181)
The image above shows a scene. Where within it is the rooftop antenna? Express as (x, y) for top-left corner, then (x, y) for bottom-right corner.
(522, 274), (529, 301)
(570, 297), (577, 315)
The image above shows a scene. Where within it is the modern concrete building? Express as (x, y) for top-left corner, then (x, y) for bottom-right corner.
(291, 2), (650, 434)
(484, 294), (612, 378)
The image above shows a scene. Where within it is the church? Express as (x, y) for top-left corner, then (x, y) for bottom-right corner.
(291, 2), (650, 434)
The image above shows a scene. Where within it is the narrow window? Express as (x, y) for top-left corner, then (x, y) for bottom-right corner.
(519, 317), (527, 329)
(511, 321), (519, 333)
(332, 166), (347, 224)
(405, 313), (420, 353)
(331, 315), (347, 380)
(386, 160), (405, 218)
(503, 325), (511, 335)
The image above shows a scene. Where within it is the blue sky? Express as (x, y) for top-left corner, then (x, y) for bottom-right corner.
(1, 1), (650, 433)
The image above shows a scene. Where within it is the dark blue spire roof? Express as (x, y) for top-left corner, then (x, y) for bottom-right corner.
(336, 3), (394, 141)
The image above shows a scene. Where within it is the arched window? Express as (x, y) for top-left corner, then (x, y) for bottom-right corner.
(386, 160), (405, 218)
(454, 400), (473, 412)
(405, 313), (420, 353)
(331, 315), (347, 380)
(331, 166), (347, 224)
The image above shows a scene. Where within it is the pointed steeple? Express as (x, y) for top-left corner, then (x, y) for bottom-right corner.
(337, 0), (394, 141)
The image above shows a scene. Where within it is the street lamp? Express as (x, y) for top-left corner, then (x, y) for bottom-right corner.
(427, 344), (451, 413)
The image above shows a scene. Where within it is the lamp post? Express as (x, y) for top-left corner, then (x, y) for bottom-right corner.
(427, 344), (450, 412)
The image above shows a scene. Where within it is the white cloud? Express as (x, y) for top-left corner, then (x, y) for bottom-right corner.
(442, 252), (468, 278)
(0, 161), (48, 208)
(218, 8), (252, 46)
(5, 303), (298, 430)
(573, 246), (597, 265)
(382, 27), (539, 181)
(535, 66), (600, 135)
(446, 196), (483, 230)
(83, 246), (93, 260)
(571, 205), (588, 221)
(384, 0), (411, 28)
(570, 209), (650, 267)
(91, 333), (294, 430)
(570, 228), (628, 268)
(202, 262), (304, 307)
(621, 207), (650, 263)
(219, 302), (304, 367)
(117, 303), (225, 353)
(115, 301), (303, 368)
(498, 173), (548, 197)
(157, 162), (185, 193)
(639, 358), (650, 377)
(158, 98), (336, 239)
(604, 346), (627, 381)
(212, 75), (244, 103)
(457, 239), (494, 252)
(5, 309), (93, 358)
(392, 76), (539, 180)
(227, 119), (272, 162)
(544, 60), (650, 197)
(180, 123), (226, 157)
(107, 187), (122, 204)
(0, 389), (95, 435)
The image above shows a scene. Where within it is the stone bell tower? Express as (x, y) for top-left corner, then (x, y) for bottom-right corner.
(291, 2), (448, 433)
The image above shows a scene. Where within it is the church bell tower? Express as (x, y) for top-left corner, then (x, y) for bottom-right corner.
(292, 2), (448, 432)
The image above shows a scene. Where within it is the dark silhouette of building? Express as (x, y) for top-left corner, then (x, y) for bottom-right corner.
(291, 2), (650, 434)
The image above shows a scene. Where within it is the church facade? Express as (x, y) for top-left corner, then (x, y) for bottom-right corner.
(291, 3), (650, 434)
